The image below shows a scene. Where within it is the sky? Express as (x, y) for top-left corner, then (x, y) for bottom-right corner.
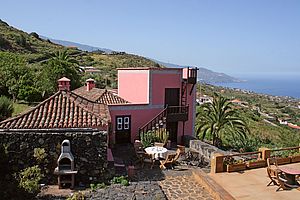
(1, 0), (300, 77)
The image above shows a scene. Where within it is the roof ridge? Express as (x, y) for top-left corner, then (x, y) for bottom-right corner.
(67, 92), (109, 120)
(0, 91), (62, 125)
(96, 89), (129, 104)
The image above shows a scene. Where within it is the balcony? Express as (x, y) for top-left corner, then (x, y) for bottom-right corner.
(183, 68), (198, 84)
(167, 106), (189, 122)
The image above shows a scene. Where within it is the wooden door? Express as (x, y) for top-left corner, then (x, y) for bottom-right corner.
(115, 116), (131, 144)
(165, 88), (180, 106)
(167, 122), (178, 142)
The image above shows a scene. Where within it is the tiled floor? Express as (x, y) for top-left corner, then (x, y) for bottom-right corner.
(210, 162), (300, 200)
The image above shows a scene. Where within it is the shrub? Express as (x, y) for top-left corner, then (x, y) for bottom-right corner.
(0, 96), (14, 121)
(67, 192), (85, 200)
(90, 182), (106, 191)
(29, 32), (40, 40)
(33, 148), (47, 163)
(112, 176), (129, 186)
(140, 128), (169, 148)
(19, 165), (43, 194)
(15, 34), (27, 47)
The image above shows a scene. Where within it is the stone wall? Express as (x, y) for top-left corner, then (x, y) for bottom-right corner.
(0, 130), (110, 185)
(190, 140), (229, 162)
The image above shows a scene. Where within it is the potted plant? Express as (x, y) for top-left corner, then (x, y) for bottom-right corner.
(246, 159), (266, 169)
(271, 151), (291, 165)
(224, 157), (246, 173)
(289, 152), (300, 163)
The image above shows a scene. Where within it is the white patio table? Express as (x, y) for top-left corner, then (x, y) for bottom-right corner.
(145, 146), (168, 160)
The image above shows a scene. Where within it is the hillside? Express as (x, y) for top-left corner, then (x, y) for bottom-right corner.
(0, 19), (162, 68)
(0, 19), (81, 62)
(40, 35), (113, 53)
(197, 83), (300, 151)
(41, 33), (241, 83)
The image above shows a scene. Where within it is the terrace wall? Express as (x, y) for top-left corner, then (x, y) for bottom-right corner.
(0, 130), (111, 185)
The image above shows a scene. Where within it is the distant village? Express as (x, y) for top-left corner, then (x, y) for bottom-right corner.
(197, 86), (300, 130)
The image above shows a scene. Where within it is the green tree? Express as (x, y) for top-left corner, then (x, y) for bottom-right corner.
(41, 50), (80, 95)
(196, 93), (250, 147)
(0, 96), (14, 121)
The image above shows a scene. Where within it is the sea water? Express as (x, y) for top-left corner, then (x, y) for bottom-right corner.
(211, 73), (300, 99)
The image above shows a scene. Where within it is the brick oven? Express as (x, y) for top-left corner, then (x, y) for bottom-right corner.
(54, 140), (78, 189)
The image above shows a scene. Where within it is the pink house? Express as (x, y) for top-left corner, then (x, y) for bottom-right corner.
(108, 67), (198, 144)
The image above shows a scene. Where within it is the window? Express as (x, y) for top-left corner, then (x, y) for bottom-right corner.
(124, 117), (130, 130)
(116, 116), (131, 131)
(117, 117), (123, 130)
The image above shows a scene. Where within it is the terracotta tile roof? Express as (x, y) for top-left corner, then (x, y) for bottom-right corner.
(72, 86), (129, 105)
(0, 91), (110, 130)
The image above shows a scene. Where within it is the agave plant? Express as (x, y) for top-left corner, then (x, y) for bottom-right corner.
(0, 96), (13, 121)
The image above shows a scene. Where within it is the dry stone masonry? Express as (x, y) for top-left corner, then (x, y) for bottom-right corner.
(0, 130), (110, 185)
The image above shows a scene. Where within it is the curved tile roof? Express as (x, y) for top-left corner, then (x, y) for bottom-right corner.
(72, 86), (129, 105)
(0, 91), (110, 130)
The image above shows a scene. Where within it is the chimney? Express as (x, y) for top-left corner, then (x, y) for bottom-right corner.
(58, 77), (70, 91)
(86, 78), (95, 91)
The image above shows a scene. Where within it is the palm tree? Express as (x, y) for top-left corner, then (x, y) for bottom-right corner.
(51, 50), (78, 65)
(196, 93), (250, 147)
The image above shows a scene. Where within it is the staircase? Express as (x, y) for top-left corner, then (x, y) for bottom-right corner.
(139, 107), (168, 140)
(181, 80), (187, 107)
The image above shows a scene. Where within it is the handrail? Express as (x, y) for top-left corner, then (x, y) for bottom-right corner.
(139, 106), (168, 131)
(270, 146), (300, 152)
(223, 151), (262, 157)
(138, 106), (168, 139)
(168, 105), (189, 114)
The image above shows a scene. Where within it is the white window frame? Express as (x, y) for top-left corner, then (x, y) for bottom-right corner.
(117, 117), (123, 130)
(124, 117), (130, 130)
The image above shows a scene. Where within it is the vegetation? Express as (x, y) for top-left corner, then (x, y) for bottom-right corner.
(90, 182), (106, 191)
(112, 176), (129, 186)
(0, 95), (14, 121)
(198, 83), (300, 151)
(196, 93), (249, 148)
(19, 165), (43, 194)
(0, 19), (163, 107)
(12, 102), (31, 116)
(67, 192), (85, 200)
(140, 128), (169, 148)
(0, 144), (35, 200)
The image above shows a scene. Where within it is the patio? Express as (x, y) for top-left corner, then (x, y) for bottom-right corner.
(209, 162), (300, 200)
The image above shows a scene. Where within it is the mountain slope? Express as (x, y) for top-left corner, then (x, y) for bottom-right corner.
(40, 36), (113, 53)
(152, 59), (241, 83)
(0, 19), (81, 62)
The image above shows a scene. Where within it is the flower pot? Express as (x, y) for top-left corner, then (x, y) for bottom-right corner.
(290, 155), (300, 163)
(227, 163), (246, 173)
(246, 160), (266, 169)
(276, 157), (291, 165)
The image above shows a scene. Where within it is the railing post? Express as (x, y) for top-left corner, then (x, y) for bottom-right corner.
(258, 147), (271, 161)
(210, 153), (225, 173)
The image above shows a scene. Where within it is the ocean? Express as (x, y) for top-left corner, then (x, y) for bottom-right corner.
(211, 74), (300, 99)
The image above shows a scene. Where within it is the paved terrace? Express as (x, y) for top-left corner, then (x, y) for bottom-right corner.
(209, 162), (300, 200)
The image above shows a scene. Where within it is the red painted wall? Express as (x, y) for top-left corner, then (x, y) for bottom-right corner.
(109, 105), (163, 143)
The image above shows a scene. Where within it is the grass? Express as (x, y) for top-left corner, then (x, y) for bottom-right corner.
(13, 102), (31, 116)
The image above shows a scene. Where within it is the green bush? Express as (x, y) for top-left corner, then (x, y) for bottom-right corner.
(67, 192), (85, 200)
(19, 165), (43, 194)
(112, 176), (129, 186)
(0, 96), (14, 121)
(140, 128), (169, 148)
(90, 182), (106, 191)
(33, 148), (47, 163)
